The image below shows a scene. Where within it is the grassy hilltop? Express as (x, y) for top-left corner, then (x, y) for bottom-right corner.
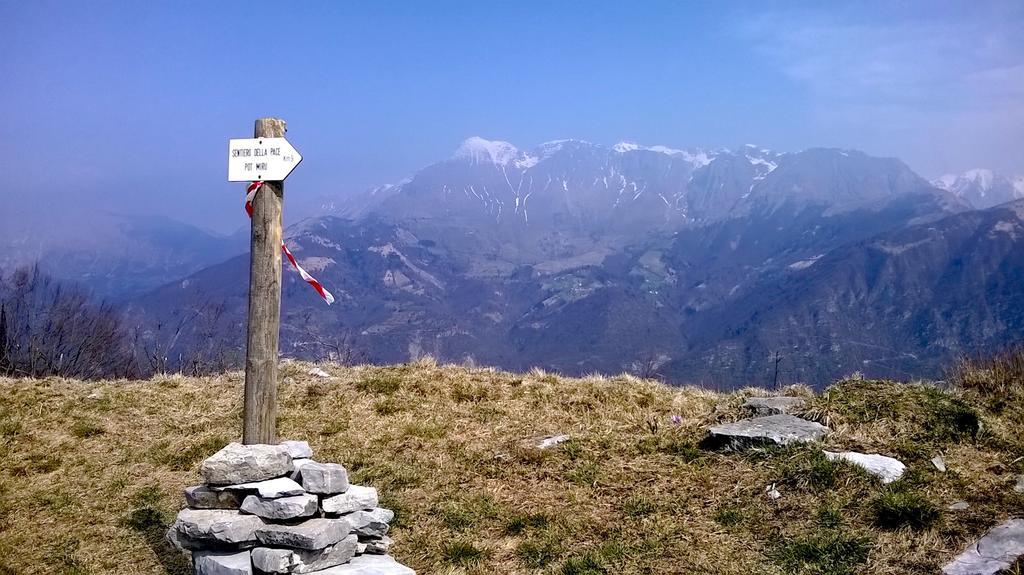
(1, 357), (1023, 574)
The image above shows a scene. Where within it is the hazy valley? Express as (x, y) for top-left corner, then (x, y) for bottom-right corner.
(11, 138), (1019, 387)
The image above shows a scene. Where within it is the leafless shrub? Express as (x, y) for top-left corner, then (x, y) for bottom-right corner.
(949, 345), (1024, 398)
(135, 291), (241, 376)
(1, 265), (135, 379)
(630, 352), (667, 381)
(289, 309), (365, 365)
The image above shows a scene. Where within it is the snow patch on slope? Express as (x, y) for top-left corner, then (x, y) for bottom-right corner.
(454, 137), (521, 166)
(935, 169), (996, 196)
(613, 141), (713, 168)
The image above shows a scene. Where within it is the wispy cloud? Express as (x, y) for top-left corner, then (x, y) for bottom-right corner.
(739, 2), (1024, 176)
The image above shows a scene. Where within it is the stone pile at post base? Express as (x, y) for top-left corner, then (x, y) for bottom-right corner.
(167, 440), (414, 575)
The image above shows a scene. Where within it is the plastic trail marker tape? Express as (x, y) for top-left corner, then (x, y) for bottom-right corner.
(246, 181), (335, 305)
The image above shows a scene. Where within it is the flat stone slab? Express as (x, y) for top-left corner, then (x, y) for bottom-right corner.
(706, 414), (828, 448)
(252, 534), (358, 574)
(309, 554), (415, 575)
(186, 485), (243, 510)
(291, 458), (316, 482)
(323, 485), (379, 515)
(357, 536), (393, 556)
(943, 518), (1024, 575)
(172, 509), (262, 547)
(256, 518), (351, 551)
(301, 462), (350, 495)
(281, 440), (314, 459)
(823, 451), (906, 484)
(241, 493), (319, 520)
(193, 550), (253, 575)
(166, 524), (196, 553)
(347, 508), (394, 538)
(224, 477), (305, 498)
(200, 443), (293, 486)
(743, 396), (806, 415)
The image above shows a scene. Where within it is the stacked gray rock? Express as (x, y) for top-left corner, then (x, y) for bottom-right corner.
(167, 441), (413, 575)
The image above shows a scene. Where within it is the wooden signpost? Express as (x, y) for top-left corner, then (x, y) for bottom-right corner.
(228, 118), (303, 444)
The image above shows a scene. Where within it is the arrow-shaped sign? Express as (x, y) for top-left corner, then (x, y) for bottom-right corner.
(228, 137), (302, 182)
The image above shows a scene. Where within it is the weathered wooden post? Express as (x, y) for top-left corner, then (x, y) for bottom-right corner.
(243, 118), (285, 444)
(228, 118), (303, 444)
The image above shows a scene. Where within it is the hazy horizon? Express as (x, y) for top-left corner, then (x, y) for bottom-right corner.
(2, 0), (1023, 237)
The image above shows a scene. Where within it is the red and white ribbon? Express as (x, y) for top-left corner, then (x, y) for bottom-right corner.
(246, 181), (335, 305)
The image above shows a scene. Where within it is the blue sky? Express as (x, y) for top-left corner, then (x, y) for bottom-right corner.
(1, 1), (1021, 233)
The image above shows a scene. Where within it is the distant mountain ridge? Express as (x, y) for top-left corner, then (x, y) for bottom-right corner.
(119, 137), (1024, 388)
(674, 199), (1024, 384)
(1, 213), (248, 299)
(332, 138), (960, 232)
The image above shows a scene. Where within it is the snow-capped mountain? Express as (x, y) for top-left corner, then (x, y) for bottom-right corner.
(339, 138), (952, 231)
(934, 169), (1024, 209)
(131, 138), (994, 387)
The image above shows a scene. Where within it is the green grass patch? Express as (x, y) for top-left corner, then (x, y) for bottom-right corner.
(357, 372), (402, 394)
(441, 540), (488, 566)
(568, 461), (600, 487)
(770, 532), (871, 575)
(622, 494), (656, 518)
(70, 420), (105, 438)
(871, 488), (940, 530)
(561, 552), (607, 575)
(713, 505), (745, 527)
(436, 494), (501, 531)
(821, 380), (980, 444)
(816, 505), (844, 529)
(373, 398), (402, 416)
(517, 536), (561, 568)
(503, 512), (551, 535)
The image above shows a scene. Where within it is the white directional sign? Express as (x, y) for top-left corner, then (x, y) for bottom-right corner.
(228, 137), (302, 182)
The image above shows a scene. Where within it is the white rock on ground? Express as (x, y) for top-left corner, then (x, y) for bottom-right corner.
(185, 485), (243, 509)
(241, 493), (319, 520)
(256, 518), (352, 550)
(323, 485), (379, 515)
(347, 508), (394, 538)
(172, 509), (263, 547)
(309, 367), (333, 378)
(743, 396), (806, 416)
(823, 451), (906, 484)
(281, 440), (314, 459)
(707, 415), (828, 448)
(942, 519), (1024, 575)
(948, 501), (970, 511)
(301, 462), (350, 495)
(932, 455), (947, 472)
(536, 435), (570, 449)
(200, 443), (293, 485)
(305, 554), (415, 575)
(224, 477), (305, 498)
(1015, 475), (1024, 493)
(252, 534), (358, 574)
(193, 550), (253, 575)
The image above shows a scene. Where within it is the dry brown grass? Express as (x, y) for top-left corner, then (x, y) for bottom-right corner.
(0, 358), (1022, 574)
